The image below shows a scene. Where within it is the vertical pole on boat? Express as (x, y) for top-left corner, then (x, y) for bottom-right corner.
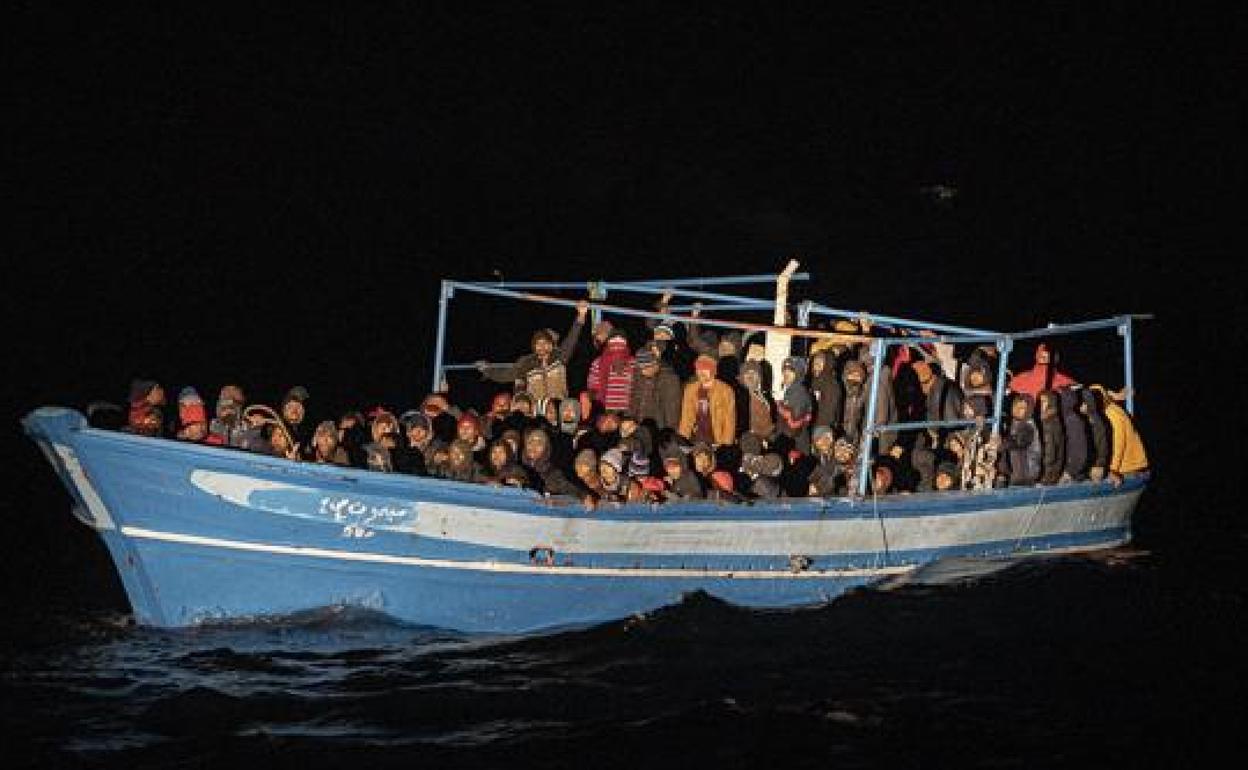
(795, 299), (813, 355)
(990, 336), (1013, 441)
(766, 259), (800, 400)
(432, 280), (452, 393)
(857, 338), (886, 497)
(1119, 315), (1135, 416)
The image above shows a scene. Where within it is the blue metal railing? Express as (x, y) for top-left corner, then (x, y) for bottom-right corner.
(431, 273), (1144, 493)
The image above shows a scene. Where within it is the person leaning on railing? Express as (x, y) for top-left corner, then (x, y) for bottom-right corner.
(1088, 384), (1148, 485)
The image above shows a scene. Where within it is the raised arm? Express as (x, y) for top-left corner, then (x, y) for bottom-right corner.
(559, 300), (590, 362)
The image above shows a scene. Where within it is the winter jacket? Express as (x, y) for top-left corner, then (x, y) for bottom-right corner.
(678, 379), (737, 446)
(485, 317), (585, 401)
(629, 364), (683, 430)
(1039, 412), (1066, 485)
(1080, 388), (1111, 474)
(1090, 385), (1149, 474)
(1003, 395), (1042, 486)
(1058, 388), (1089, 480)
(587, 336), (634, 412)
(809, 353), (844, 429)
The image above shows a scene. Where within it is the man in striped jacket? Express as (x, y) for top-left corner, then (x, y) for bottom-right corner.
(587, 331), (635, 413)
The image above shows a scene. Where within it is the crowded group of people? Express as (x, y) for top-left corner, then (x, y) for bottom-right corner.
(100, 294), (1149, 507)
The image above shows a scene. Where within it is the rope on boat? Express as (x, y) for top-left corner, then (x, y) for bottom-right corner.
(1013, 485), (1048, 553)
(242, 404), (298, 457)
(872, 488), (891, 569)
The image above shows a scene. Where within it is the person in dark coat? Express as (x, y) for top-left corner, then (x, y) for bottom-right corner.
(521, 426), (586, 500)
(443, 439), (486, 484)
(310, 420), (351, 466)
(809, 351), (844, 432)
(660, 441), (705, 501)
(840, 360), (870, 446)
(1037, 390), (1065, 485)
(1079, 387), (1111, 482)
(738, 360), (776, 441)
(279, 386), (313, 450)
(629, 347), (682, 432)
(1002, 394), (1042, 486)
(737, 432), (783, 499)
(776, 356), (814, 455)
(479, 301), (589, 401)
(1058, 387), (1089, 482)
(485, 439), (530, 488)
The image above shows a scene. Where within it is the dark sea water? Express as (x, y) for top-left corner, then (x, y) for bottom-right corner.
(4, 529), (1244, 769)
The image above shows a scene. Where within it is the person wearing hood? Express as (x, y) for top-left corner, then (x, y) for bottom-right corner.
(689, 442), (718, 491)
(362, 410), (402, 472)
(660, 441), (705, 501)
(870, 459), (897, 496)
(738, 432), (783, 499)
(572, 448), (602, 496)
(738, 360), (776, 441)
(485, 439), (531, 489)
(953, 395), (1000, 490)
(962, 358), (995, 399)
(395, 412), (431, 476)
(279, 386), (312, 449)
(806, 426), (841, 497)
(265, 418), (301, 460)
(587, 330), (635, 414)
(175, 386), (214, 444)
(1008, 343), (1077, 398)
(776, 356), (813, 455)
(478, 300), (589, 401)
(598, 447), (641, 504)
(912, 360), (965, 438)
(209, 384), (248, 447)
(851, 355), (900, 457)
(443, 439), (486, 484)
(558, 398), (584, 438)
(934, 461), (961, 491)
(1088, 384), (1148, 483)
(809, 351), (844, 432)
(629, 347), (682, 432)
(521, 426), (587, 500)
(310, 420), (351, 466)
(125, 379), (166, 437)
(574, 409), (621, 458)
(1002, 394), (1042, 486)
(1036, 390), (1065, 485)
(1078, 388), (1111, 482)
(1057, 387), (1089, 482)
(679, 354), (737, 448)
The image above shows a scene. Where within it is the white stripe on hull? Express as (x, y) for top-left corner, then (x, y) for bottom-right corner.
(120, 526), (915, 580)
(190, 470), (1140, 557)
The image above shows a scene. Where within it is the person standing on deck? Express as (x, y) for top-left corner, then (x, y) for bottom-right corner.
(678, 354), (737, 448)
(1088, 384), (1149, 484)
(586, 330), (635, 414)
(478, 300), (589, 401)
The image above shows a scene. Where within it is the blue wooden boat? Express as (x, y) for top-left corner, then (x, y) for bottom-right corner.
(21, 270), (1149, 633)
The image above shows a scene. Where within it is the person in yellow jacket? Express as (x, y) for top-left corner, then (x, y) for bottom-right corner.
(1088, 384), (1148, 483)
(679, 355), (737, 447)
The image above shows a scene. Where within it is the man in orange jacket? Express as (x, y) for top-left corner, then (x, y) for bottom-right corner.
(679, 354), (737, 447)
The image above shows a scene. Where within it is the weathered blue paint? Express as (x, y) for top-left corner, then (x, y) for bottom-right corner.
(23, 408), (1146, 634)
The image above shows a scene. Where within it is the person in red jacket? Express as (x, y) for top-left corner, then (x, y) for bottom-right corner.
(1008, 343), (1076, 398)
(586, 331), (635, 413)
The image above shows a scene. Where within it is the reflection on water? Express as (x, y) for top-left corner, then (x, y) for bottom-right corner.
(3, 550), (1243, 769)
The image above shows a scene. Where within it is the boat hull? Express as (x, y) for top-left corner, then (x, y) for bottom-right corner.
(22, 408), (1144, 633)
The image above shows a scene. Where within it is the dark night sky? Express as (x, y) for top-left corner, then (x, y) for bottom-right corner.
(4, 5), (1242, 547)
